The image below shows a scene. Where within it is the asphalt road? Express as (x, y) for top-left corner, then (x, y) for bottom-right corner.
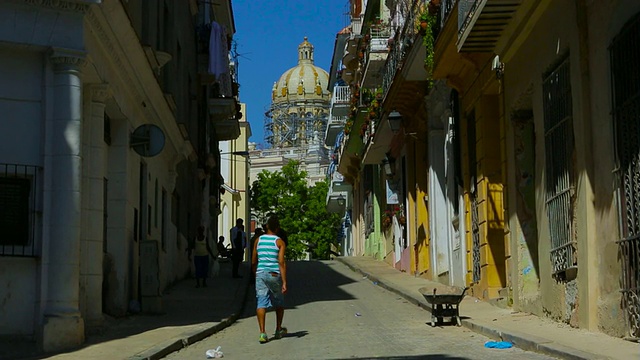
(163, 260), (556, 360)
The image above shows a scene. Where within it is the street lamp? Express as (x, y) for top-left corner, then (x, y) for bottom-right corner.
(337, 194), (346, 207)
(388, 111), (402, 134)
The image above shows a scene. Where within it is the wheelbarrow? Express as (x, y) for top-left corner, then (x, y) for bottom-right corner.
(419, 286), (467, 327)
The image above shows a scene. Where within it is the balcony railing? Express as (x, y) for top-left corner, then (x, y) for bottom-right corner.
(368, 31), (391, 53)
(435, 0), (458, 38)
(331, 85), (351, 117)
(325, 115), (348, 147)
(351, 15), (363, 37)
(382, 0), (421, 97)
(332, 85), (351, 105)
(360, 25), (392, 88)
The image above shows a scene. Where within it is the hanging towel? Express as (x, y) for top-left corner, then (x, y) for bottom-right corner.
(208, 21), (231, 97)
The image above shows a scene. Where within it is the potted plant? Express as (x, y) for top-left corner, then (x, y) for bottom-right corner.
(418, 10), (437, 74)
(428, 0), (442, 16)
(381, 211), (392, 230)
(419, 13), (429, 31)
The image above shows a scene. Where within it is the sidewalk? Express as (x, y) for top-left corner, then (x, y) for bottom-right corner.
(3, 260), (251, 360)
(336, 256), (639, 360)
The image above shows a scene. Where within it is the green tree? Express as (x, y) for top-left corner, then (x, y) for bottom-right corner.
(250, 160), (342, 260)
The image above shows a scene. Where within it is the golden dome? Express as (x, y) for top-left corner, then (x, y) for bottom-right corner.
(272, 37), (331, 103)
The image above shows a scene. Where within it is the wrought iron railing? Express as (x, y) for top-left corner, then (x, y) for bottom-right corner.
(471, 191), (481, 283)
(617, 235), (640, 338)
(434, 0), (458, 38)
(381, 0), (421, 98)
(457, 0), (478, 36)
(611, 13), (640, 338)
(0, 163), (41, 257)
(542, 57), (577, 277)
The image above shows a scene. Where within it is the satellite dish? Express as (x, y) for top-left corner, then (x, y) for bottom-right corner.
(130, 124), (165, 157)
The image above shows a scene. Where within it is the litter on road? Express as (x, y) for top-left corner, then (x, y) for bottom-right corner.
(205, 346), (224, 358)
(484, 341), (513, 349)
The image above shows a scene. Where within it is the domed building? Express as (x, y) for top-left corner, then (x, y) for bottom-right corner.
(266, 37), (331, 149)
(250, 37), (332, 188)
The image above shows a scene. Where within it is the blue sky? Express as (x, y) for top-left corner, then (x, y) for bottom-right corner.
(232, 0), (349, 147)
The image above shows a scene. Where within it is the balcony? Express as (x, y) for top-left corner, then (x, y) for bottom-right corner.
(209, 96), (239, 141)
(379, 0), (430, 104)
(351, 15), (363, 36)
(326, 171), (351, 214)
(457, 0), (522, 52)
(330, 85), (351, 116)
(361, 28), (391, 88)
(325, 115), (347, 147)
(342, 37), (360, 71)
(337, 107), (368, 184)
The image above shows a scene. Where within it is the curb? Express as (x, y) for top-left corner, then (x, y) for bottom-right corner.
(127, 276), (252, 360)
(336, 258), (598, 360)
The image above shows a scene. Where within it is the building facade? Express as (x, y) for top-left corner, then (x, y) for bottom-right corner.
(0, 0), (239, 353)
(328, 0), (640, 340)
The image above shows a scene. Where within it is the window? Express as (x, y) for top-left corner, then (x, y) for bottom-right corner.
(172, 190), (181, 248)
(154, 179), (158, 228)
(133, 207), (139, 242)
(610, 12), (640, 339)
(543, 56), (577, 277)
(104, 178), (108, 253)
(161, 188), (167, 251)
(104, 114), (112, 145)
(0, 164), (40, 257)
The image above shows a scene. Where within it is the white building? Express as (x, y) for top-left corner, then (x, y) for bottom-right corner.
(0, 0), (238, 354)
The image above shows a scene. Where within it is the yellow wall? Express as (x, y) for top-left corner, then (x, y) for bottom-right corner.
(414, 138), (430, 276)
(462, 91), (507, 299)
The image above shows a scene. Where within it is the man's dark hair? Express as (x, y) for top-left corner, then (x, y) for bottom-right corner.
(267, 216), (280, 233)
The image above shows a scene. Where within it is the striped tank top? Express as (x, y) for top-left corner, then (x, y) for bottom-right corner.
(256, 234), (280, 274)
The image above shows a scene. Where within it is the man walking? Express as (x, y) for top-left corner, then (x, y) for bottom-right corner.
(230, 218), (246, 278)
(252, 216), (287, 343)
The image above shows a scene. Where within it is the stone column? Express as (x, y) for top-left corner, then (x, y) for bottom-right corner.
(43, 48), (86, 352)
(80, 84), (110, 328)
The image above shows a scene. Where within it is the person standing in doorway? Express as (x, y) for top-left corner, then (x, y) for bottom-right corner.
(188, 225), (214, 288)
(230, 218), (247, 278)
(248, 227), (265, 284)
(252, 215), (287, 343)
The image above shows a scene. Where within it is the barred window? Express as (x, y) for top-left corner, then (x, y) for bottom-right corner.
(0, 164), (41, 257)
(610, 12), (640, 339)
(542, 56), (577, 278)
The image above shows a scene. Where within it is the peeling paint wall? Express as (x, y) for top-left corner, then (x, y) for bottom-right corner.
(502, 0), (638, 337)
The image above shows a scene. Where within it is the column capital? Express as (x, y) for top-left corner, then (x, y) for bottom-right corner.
(49, 48), (87, 71)
(88, 84), (111, 103)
